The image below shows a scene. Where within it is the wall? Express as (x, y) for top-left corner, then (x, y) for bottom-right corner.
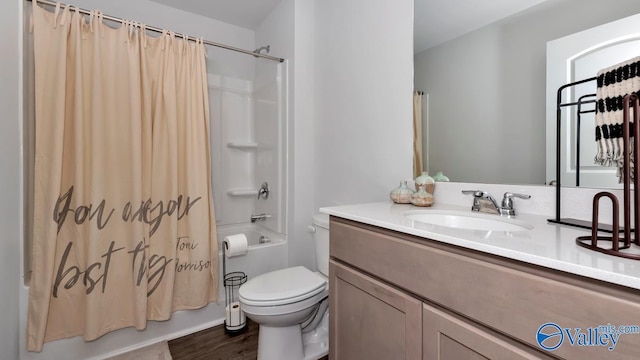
(279, 0), (414, 271)
(1, 0), (22, 358)
(208, 73), (256, 226)
(19, 1), (257, 359)
(255, 0), (294, 237)
(290, 0), (318, 269)
(254, 0), (319, 272)
(254, 0), (416, 274)
(312, 0), (414, 208)
(414, 0), (640, 185)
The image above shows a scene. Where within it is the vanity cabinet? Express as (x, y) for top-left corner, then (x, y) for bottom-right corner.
(422, 303), (549, 360)
(329, 261), (422, 360)
(328, 216), (640, 360)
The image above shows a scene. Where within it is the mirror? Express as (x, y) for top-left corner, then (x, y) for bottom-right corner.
(414, 0), (640, 186)
(546, 12), (640, 190)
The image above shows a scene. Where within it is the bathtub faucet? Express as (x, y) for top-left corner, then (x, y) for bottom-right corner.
(250, 213), (271, 223)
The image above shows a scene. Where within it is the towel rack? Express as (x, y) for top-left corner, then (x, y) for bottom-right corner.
(547, 77), (625, 233)
(575, 94), (640, 259)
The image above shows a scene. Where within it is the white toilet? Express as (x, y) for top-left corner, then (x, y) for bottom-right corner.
(239, 213), (330, 360)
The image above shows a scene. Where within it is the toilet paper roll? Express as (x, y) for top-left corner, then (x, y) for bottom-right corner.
(223, 234), (248, 257)
(225, 301), (246, 329)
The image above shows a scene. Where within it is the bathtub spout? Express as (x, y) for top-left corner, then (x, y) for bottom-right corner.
(250, 213), (271, 223)
(259, 235), (271, 244)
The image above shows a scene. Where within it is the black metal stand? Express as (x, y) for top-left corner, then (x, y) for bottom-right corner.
(222, 245), (247, 335)
(576, 94), (640, 259)
(548, 77), (629, 233)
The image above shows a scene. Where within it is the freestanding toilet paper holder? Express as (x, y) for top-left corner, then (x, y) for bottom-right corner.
(222, 245), (248, 335)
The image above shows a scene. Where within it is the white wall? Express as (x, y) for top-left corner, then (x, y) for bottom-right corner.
(1, 0), (22, 358)
(289, 0), (318, 270)
(255, 0), (322, 272)
(255, 0), (294, 236)
(414, 0), (640, 185)
(208, 74), (257, 225)
(253, 0), (321, 272)
(313, 0), (414, 208)
(281, 0), (415, 271)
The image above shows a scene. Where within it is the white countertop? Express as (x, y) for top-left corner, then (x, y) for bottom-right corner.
(320, 201), (640, 290)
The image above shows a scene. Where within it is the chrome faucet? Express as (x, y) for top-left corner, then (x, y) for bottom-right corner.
(462, 190), (530, 216)
(250, 213), (271, 223)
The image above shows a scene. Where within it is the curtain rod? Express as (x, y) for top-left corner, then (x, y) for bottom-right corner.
(27, 0), (285, 63)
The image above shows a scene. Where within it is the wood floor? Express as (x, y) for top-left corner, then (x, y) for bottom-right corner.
(168, 320), (329, 360)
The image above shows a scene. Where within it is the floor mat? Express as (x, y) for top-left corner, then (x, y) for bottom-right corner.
(108, 341), (172, 360)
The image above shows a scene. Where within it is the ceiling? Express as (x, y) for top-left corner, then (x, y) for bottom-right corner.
(414, 0), (550, 53)
(151, 0), (550, 53)
(150, 0), (283, 30)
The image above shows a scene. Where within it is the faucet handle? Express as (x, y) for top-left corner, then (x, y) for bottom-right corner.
(501, 192), (530, 211)
(258, 182), (270, 200)
(503, 192), (531, 200)
(462, 190), (492, 212)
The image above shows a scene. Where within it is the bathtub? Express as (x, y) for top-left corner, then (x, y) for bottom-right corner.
(216, 223), (288, 287)
(19, 222), (288, 360)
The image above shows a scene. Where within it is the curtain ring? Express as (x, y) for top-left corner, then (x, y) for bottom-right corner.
(122, 19), (129, 43)
(89, 10), (94, 33)
(201, 38), (208, 58)
(168, 30), (176, 51)
(69, 6), (80, 34)
(129, 21), (136, 43)
(29, 9), (34, 33)
(58, 3), (69, 26)
(161, 29), (168, 50)
(141, 24), (147, 48)
(198, 37), (204, 51)
(53, 2), (61, 29)
(122, 19), (127, 42)
(96, 11), (104, 38)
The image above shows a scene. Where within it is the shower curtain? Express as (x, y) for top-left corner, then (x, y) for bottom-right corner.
(28, 3), (218, 351)
(413, 91), (424, 178)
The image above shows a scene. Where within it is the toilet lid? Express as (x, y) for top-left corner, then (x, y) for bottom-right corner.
(239, 266), (327, 305)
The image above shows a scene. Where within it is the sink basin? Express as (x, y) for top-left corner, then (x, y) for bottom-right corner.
(404, 210), (533, 232)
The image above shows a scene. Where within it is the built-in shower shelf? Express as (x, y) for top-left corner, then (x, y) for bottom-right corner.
(227, 142), (258, 150)
(227, 189), (259, 197)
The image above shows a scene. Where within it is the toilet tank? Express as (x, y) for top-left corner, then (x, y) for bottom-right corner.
(312, 213), (330, 276)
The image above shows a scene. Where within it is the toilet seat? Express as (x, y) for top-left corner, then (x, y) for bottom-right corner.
(239, 266), (327, 307)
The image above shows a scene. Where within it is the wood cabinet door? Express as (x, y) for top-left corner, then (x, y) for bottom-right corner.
(423, 303), (553, 360)
(329, 260), (422, 360)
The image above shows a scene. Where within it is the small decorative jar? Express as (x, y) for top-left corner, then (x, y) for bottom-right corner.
(414, 172), (435, 193)
(410, 185), (434, 207)
(433, 171), (450, 182)
(390, 181), (414, 204)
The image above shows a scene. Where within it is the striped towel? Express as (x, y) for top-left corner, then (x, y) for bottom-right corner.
(595, 56), (640, 182)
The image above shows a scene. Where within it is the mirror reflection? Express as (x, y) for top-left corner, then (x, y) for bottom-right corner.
(546, 12), (640, 190)
(413, 0), (640, 186)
